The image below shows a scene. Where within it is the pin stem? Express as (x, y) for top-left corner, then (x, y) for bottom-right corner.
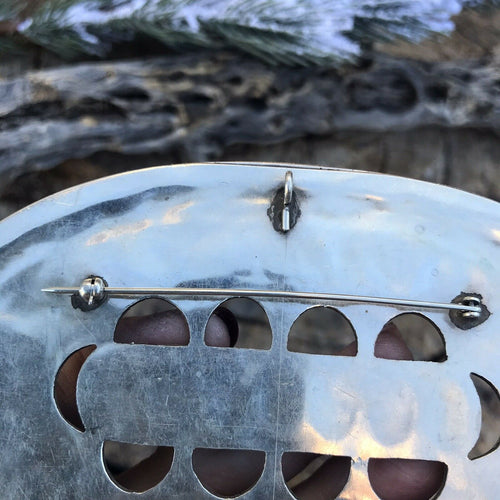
(42, 283), (482, 314)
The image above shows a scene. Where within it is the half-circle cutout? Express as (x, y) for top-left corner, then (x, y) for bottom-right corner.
(368, 458), (448, 500)
(288, 306), (357, 356)
(375, 313), (446, 362)
(468, 373), (500, 460)
(54, 344), (96, 431)
(103, 440), (174, 493)
(192, 448), (265, 498)
(114, 298), (189, 346)
(205, 298), (272, 350)
(282, 452), (351, 499)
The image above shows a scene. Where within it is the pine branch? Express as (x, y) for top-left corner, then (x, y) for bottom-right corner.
(0, 1), (25, 20)
(1, 0), (499, 65)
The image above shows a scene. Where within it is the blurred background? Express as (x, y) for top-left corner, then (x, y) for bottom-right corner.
(0, 0), (498, 219)
(1, 0), (498, 486)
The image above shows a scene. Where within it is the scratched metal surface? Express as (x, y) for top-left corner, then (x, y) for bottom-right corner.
(0, 162), (498, 499)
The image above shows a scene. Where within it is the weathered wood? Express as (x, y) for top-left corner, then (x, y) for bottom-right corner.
(0, 52), (498, 185)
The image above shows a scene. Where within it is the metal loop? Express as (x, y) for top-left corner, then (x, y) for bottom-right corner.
(282, 171), (293, 232)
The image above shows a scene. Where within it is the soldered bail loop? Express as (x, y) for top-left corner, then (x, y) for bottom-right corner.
(282, 171), (293, 232)
(267, 170), (301, 233)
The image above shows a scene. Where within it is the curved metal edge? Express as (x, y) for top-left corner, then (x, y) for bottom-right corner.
(1, 162), (498, 248)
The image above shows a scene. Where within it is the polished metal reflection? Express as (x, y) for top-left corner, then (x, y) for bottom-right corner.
(43, 280), (483, 315)
(459, 296), (482, 318)
(78, 277), (106, 305)
(282, 171), (294, 232)
(0, 162), (498, 499)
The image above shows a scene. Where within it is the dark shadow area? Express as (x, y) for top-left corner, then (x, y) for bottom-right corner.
(288, 306), (357, 356)
(368, 458), (447, 500)
(468, 373), (500, 460)
(192, 448), (265, 498)
(114, 298), (189, 346)
(103, 440), (174, 493)
(53, 344), (96, 431)
(282, 452), (351, 499)
(375, 314), (446, 362)
(206, 298), (272, 350)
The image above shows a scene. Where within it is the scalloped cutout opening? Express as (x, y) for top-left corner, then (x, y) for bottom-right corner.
(368, 458), (448, 500)
(54, 344), (96, 431)
(287, 306), (357, 356)
(192, 448), (265, 498)
(206, 298), (272, 350)
(468, 373), (500, 460)
(375, 313), (446, 362)
(114, 298), (189, 346)
(282, 452), (351, 499)
(103, 440), (174, 493)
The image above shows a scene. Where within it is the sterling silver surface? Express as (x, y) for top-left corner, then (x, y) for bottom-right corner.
(0, 162), (499, 498)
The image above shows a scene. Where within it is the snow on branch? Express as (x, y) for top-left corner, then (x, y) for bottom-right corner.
(1, 0), (498, 63)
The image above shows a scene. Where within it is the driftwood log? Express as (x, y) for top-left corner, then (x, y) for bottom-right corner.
(0, 52), (499, 187)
